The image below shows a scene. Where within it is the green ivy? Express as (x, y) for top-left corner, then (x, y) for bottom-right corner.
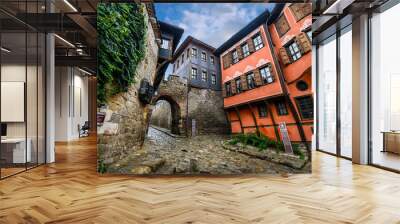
(97, 3), (147, 104)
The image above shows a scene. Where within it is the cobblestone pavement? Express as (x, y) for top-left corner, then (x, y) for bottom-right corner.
(109, 126), (309, 175)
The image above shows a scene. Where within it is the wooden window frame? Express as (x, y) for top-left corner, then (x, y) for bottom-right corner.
(246, 72), (256, 89)
(191, 67), (198, 79)
(295, 95), (314, 120)
(225, 82), (232, 96)
(252, 33), (264, 51)
(201, 70), (207, 82)
(210, 56), (215, 65)
(211, 73), (216, 85)
(201, 51), (207, 62)
(232, 49), (239, 64)
(191, 48), (197, 58)
(276, 101), (289, 116)
(286, 40), (302, 62)
(258, 103), (268, 118)
(235, 78), (242, 93)
(259, 65), (274, 84)
(241, 43), (250, 57)
(161, 38), (170, 50)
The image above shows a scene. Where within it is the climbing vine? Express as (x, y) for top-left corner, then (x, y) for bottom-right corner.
(97, 3), (147, 104)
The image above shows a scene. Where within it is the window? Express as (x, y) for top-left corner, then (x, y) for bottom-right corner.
(287, 41), (302, 61)
(296, 96), (313, 119)
(259, 66), (274, 84)
(276, 101), (288, 116)
(241, 43), (250, 57)
(232, 50), (239, 64)
(211, 73), (216, 85)
(173, 63), (175, 72)
(258, 104), (267, 117)
(210, 56), (215, 65)
(252, 34), (264, 51)
(202, 70), (207, 82)
(275, 14), (290, 37)
(181, 54), (184, 64)
(317, 35), (337, 154)
(289, 3), (311, 21)
(191, 67), (198, 79)
(201, 52), (207, 62)
(177, 60), (180, 69)
(191, 48), (197, 58)
(187, 48), (190, 59)
(235, 78), (242, 93)
(161, 38), (170, 49)
(225, 82), (232, 96)
(246, 73), (256, 89)
(296, 80), (308, 91)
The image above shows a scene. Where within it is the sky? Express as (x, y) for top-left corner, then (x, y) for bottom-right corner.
(155, 3), (274, 48)
(155, 3), (275, 77)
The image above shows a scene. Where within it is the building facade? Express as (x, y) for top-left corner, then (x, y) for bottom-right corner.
(150, 36), (228, 136)
(171, 36), (221, 90)
(215, 4), (312, 143)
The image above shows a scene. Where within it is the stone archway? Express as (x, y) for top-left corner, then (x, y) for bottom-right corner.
(149, 76), (189, 136)
(152, 95), (182, 135)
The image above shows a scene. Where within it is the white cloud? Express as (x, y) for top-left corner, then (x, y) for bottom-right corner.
(175, 3), (267, 48)
(162, 3), (268, 79)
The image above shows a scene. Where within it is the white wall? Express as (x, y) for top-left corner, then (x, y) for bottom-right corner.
(55, 67), (89, 141)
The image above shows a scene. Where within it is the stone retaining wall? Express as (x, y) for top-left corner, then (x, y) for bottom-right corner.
(97, 5), (159, 166)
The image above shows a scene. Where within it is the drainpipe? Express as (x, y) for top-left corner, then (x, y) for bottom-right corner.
(263, 23), (308, 149)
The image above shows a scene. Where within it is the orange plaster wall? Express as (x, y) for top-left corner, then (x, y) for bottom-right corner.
(221, 25), (283, 108)
(269, 8), (312, 84)
(222, 6), (313, 143)
(302, 124), (313, 142)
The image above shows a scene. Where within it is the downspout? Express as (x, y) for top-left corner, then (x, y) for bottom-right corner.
(263, 23), (308, 146)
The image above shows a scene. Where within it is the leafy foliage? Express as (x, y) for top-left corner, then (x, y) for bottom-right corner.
(97, 3), (147, 104)
(97, 159), (108, 174)
(228, 133), (305, 159)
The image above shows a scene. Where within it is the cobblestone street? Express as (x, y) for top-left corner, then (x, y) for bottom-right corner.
(108, 126), (309, 175)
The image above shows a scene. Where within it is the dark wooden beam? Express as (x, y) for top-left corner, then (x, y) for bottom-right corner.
(266, 101), (280, 141)
(234, 106), (243, 133)
(247, 103), (259, 135)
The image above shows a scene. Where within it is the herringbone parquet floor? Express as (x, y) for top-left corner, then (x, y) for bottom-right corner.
(0, 136), (400, 224)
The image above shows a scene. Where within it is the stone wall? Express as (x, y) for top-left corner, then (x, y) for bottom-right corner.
(97, 5), (159, 166)
(188, 87), (229, 135)
(152, 75), (188, 135)
(150, 75), (229, 136)
(150, 101), (171, 130)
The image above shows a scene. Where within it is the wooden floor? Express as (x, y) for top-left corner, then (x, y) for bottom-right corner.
(0, 136), (400, 224)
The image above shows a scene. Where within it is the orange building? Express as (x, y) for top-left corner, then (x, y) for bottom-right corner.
(215, 4), (312, 143)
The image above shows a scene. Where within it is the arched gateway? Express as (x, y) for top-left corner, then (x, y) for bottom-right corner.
(150, 76), (188, 135)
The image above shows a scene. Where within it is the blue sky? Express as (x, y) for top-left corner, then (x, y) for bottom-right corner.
(155, 3), (275, 77)
(155, 3), (275, 48)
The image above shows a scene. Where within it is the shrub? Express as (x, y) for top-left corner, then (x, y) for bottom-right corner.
(98, 160), (108, 174)
(229, 133), (305, 159)
(292, 143), (305, 160)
